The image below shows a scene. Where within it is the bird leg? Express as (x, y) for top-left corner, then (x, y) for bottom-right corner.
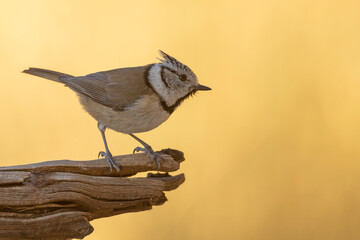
(98, 122), (120, 173)
(129, 133), (161, 170)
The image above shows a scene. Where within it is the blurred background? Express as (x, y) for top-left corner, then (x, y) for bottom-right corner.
(1, 0), (360, 239)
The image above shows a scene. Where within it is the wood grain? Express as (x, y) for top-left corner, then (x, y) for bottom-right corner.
(0, 149), (185, 240)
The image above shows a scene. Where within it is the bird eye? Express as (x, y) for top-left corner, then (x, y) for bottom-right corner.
(179, 74), (187, 81)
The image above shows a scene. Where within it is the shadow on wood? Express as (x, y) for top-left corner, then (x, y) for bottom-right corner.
(0, 149), (185, 240)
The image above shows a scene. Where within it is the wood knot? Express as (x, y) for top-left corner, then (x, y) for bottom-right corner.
(27, 172), (54, 188)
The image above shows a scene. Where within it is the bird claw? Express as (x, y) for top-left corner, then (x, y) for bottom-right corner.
(133, 147), (142, 154)
(98, 151), (120, 174)
(132, 146), (162, 170)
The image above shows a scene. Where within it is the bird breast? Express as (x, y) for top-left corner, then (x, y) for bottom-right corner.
(79, 94), (171, 134)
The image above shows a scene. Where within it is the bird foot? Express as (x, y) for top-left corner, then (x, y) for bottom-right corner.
(133, 146), (162, 170)
(98, 151), (121, 173)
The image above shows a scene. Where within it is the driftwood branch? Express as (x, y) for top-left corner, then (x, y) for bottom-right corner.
(0, 149), (185, 240)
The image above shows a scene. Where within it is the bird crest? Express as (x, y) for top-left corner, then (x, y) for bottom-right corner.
(158, 50), (191, 72)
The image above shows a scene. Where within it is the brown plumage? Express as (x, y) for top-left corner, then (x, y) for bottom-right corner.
(23, 65), (154, 110)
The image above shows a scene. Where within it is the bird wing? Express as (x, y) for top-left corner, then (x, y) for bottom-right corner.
(60, 65), (154, 110)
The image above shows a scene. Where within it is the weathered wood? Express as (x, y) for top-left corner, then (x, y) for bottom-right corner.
(0, 149), (185, 240)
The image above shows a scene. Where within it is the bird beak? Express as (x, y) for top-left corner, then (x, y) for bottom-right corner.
(194, 84), (212, 91)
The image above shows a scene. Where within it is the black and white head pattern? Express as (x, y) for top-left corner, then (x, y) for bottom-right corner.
(147, 50), (199, 114)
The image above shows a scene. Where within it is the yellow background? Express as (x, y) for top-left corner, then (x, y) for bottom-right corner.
(1, 0), (360, 239)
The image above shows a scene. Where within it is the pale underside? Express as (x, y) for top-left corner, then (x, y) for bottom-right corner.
(79, 92), (170, 134)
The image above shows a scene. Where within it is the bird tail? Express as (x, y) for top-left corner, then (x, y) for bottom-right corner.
(23, 67), (73, 83)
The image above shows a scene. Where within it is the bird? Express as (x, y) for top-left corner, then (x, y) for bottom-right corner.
(23, 51), (211, 173)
